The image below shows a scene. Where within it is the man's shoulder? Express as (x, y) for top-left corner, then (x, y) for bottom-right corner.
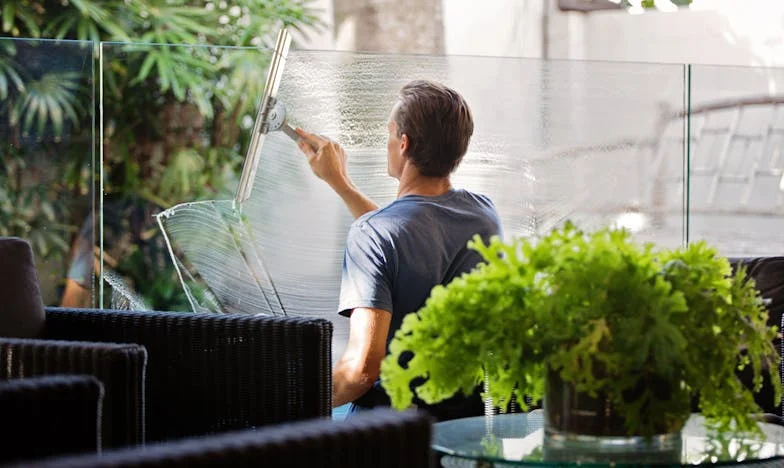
(347, 207), (399, 241)
(353, 205), (399, 227)
(350, 189), (499, 234)
(354, 195), (426, 223)
(458, 188), (496, 208)
(349, 205), (407, 241)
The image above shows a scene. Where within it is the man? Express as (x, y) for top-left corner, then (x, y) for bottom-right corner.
(295, 80), (501, 420)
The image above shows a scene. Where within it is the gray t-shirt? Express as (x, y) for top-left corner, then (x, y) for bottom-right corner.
(339, 188), (502, 335)
(338, 188), (502, 418)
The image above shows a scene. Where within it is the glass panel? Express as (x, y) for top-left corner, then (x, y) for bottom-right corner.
(112, 49), (686, 363)
(687, 64), (784, 256)
(99, 42), (271, 311)
(0, 38), (96, 308)
(268, 52), (686, 245)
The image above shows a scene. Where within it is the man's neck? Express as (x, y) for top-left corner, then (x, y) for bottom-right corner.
(396, 164), (452, 198)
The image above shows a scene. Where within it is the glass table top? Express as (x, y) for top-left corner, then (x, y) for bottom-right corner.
(432, 410), (784, 466)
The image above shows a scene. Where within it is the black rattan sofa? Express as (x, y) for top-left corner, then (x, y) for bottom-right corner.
(0, 237), (333, 450)
(14, 409), (434, 468)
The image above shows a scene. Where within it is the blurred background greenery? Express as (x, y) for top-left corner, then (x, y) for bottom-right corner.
(0, 1), (321, 310)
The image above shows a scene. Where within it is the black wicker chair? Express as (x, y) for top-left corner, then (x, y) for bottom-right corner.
(1, 237), (333, 449)
(1, 312), (333, 448)
(0, 338), (146, 448)
(18, 409), (433, 468)
(41, 308), (333, 443)
(0, 375), (104, 464)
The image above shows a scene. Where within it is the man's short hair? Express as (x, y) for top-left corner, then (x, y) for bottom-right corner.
(393, 80), (474, 177)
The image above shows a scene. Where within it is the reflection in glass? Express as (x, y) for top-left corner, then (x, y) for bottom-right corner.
(99, 42), (271, 310)
(687, 65), (784, 256)
(434, 412), (784, 466)
(0, 38), (95, 308)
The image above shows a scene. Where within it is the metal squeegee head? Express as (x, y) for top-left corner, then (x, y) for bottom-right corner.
(235, 28), (292, 205)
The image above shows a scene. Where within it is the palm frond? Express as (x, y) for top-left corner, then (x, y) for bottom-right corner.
(11, 71), (84, 137)
(2, 2), (41, 37)
(0, 54), (24, 99)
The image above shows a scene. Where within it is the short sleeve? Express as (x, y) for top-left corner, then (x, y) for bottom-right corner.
(337, 221), (394, 317)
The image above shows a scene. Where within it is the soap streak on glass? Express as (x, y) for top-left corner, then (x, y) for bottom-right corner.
(157, 51), (690, 363)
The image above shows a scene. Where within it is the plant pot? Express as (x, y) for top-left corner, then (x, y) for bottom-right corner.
(542, 368), (685, 464)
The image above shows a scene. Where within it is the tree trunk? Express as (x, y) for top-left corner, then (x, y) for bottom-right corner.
(333, 0), (444, 54)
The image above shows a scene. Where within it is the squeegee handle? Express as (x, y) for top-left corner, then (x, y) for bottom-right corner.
(281, 121), (318, 151)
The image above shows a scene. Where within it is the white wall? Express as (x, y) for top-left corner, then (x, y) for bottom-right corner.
(576, 0), (784, 67)
(442, 0), (545, 58)
(300, 0), (784, 67)
(439, 0), (784, 67)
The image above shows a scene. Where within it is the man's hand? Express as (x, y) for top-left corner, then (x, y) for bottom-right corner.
(295, 128), (349, 191)
(294, 127), (380, 219)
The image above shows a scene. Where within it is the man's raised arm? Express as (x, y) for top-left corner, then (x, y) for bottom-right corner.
(295, 128), (379, 219)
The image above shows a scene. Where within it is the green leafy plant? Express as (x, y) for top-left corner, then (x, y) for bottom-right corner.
(381, 221), (781, 436)
(1, 1), (321, 308)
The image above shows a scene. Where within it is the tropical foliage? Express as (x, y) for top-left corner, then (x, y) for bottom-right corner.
(0, 1), (320, 308)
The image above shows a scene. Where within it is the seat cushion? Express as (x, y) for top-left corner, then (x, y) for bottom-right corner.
(0, 237), (45, 338)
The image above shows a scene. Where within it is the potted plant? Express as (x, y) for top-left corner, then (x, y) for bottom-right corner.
(380, 222), (780, 456)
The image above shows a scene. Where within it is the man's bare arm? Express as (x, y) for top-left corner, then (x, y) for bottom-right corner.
(329, 179), (380, 220)
(332, 307), (391, 408)
(295, 128), (379, 219)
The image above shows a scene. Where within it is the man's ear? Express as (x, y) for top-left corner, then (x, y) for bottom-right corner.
(400, 133), (409, 155)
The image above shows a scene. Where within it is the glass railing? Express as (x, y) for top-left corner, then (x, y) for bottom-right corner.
(98, 46), (690, 362)
(3, 40), (783, 333)
(0, 37), (96, 308)
(98, 42), (272, 312)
